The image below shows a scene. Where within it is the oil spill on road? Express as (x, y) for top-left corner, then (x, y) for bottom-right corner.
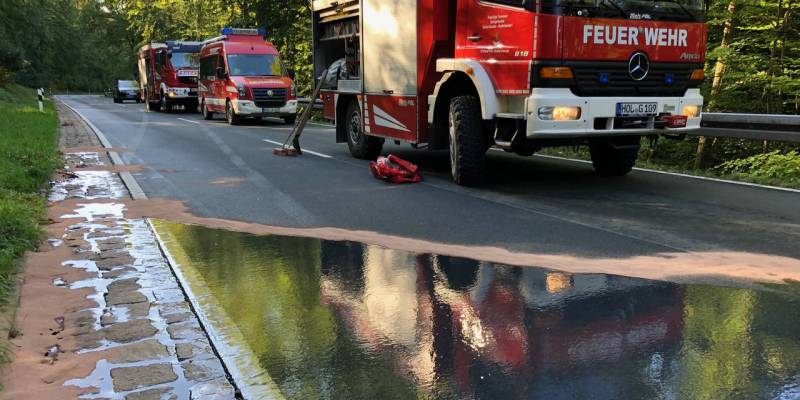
(152, 219), (800, 400)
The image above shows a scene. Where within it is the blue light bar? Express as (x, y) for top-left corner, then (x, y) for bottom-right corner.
(221, 27), (267, 36)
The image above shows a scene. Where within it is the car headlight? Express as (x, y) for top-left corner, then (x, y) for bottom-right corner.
(237, 85), (247, 98)
(290, 83), (296, 97)
(682, 105), (701, 118)
(538, 106), (581, 121)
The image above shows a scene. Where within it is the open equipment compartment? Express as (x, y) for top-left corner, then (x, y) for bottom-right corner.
(313, 0), (361, 92)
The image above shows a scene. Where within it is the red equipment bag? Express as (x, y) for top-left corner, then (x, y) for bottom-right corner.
(369, 155), (422, 184)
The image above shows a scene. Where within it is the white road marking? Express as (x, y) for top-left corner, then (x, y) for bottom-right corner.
(306, 121), (335, 129)
(262, 139), (333, 159)
(178, 118), (201, 125)
(533, 154), (800, 194)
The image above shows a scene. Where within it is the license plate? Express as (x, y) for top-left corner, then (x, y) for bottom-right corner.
(616, 102), (657, 117)
(262, 108), (279, 113)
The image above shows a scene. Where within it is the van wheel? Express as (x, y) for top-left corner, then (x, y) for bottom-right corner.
(590, 139), (640, 176)
(449, 95), (486, 186)
(202, 100), (214, 120)
(345, 100), (382, 159)
(226, 101), (241, 125)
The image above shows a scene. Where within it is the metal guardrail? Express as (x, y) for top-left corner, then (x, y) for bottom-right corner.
(298, 97), (323, 110)
(697, 113), (800, 143)
(298, 99), (799, 143)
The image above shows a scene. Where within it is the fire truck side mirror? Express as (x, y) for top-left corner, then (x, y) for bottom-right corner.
(216, 67), (227, 80)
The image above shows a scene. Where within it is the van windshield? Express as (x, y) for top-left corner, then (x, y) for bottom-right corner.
(226, 54), (286, 77)
(171, 52), (200, 68)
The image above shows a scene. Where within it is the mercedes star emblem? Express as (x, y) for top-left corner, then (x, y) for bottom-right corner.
(628, 52), (650, 81)
(267, 90), (274, 96)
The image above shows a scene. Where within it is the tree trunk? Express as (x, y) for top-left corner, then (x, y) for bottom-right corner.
(695, 0), (736, 170)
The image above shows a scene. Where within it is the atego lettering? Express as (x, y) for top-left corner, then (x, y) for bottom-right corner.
(583, 25), (688, 47)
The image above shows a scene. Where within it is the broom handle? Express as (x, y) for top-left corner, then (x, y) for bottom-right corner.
(285, 68), (329, 148)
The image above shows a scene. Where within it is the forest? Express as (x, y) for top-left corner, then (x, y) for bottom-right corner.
(0, 0), (798, 182)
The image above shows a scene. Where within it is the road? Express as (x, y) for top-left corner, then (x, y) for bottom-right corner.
(58, 95), (800, 263)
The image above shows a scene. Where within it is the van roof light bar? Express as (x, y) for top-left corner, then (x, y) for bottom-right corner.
(221, 27), (267, 36)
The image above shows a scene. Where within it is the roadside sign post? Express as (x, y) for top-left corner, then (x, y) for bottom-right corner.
(274, 68), (328, 156)
(37, 88), (44, 112)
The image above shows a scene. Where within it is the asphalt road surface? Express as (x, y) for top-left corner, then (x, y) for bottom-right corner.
(59, 95), (800, 262)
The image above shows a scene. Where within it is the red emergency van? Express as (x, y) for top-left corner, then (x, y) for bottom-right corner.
(198, 28), (298, 125)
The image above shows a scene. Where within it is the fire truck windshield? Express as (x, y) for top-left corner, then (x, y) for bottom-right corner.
(170, 52), (200, 68)
(226, 54), (286, 77)
(541, 0), (705, 22)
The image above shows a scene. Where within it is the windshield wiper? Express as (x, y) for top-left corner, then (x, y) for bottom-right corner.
(652, 0), (697, 22)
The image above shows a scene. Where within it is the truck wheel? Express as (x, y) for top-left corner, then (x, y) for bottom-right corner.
(345, 100), (382, 159)
(589, 139), (640, 176)
(145, 92), (157, 111)
(202, 100), (213, 120)
(283, 115), (297, 125)
(226, 101), (241, 125)
(449, 95), (487, 186)
(160, 94), (172, 113)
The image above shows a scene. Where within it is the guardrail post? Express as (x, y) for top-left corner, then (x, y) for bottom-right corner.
(37, 88), (44, 113)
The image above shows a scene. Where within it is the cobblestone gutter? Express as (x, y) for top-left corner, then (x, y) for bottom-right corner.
(1, 101), (237, 399)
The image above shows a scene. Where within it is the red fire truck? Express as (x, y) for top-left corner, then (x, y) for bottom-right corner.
(198, 28), (298, 125)
(312, 0), (707, 185)
(137, 41), (202, 112)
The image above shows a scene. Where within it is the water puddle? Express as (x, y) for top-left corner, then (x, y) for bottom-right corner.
(151, 219), (800, 400)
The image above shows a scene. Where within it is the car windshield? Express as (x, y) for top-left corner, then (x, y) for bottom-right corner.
(542, 0), (705, 22)
(171, 52), (200, 68)
(226, 54), (286, 77)
(118, 81), (138, 89)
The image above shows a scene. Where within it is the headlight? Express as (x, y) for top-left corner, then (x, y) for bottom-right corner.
(682, 105), (701, 118)
(538, 106), (581, 121)
(237, 85), (247, 98)
(290, 83), (296, 97)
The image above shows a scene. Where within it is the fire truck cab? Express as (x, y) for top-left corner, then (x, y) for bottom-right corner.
(137, 41), (201, 112)
(312, 0), (707, 185)
(198, 28), (298, 125)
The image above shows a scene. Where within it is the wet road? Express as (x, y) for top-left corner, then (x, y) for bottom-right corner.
(154, 221), (800, 400)
(58, 95), (800, 267)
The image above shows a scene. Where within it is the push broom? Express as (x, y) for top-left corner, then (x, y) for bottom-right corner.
(274, 68), (329, 156)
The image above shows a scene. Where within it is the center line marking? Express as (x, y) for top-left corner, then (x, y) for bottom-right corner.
(178, 118), (201, 124)
(262, 139), (332, 159)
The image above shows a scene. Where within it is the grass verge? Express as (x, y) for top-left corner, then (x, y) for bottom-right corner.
(0, 84), (60, 364)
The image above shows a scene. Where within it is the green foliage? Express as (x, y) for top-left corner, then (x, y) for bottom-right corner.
(0, 84), (58, 306)
(715, 150), (800, 186)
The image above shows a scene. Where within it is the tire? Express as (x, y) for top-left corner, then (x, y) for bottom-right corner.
(226, 101), (241, 125)
(345, 100), (382, 159)
(589, 139), (640, 177)
(448, 95), (487, 186)
(160, 94), (171, 113)
(201, 100), (213, 120)
(283, 115), (297, 125)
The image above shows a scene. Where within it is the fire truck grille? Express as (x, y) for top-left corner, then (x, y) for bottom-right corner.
(566, 62), (697, 97)
(252, 88), (287, 108)
(179, 76), (198, 85)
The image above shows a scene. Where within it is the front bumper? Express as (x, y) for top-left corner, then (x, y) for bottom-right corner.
(232, 99), (298, 117)
(164, 87), (198, 102)
(525, 88), (703, 138)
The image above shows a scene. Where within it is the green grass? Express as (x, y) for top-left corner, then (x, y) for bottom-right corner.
(0, 84), (59, 310)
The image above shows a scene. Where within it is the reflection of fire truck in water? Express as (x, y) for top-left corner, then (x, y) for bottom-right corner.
(137, 41), (202, 112)
(312, 0), (707, 185)
(319, 243), (684, 399)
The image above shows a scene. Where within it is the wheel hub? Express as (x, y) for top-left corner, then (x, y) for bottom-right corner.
(349, 110), (361, 143)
